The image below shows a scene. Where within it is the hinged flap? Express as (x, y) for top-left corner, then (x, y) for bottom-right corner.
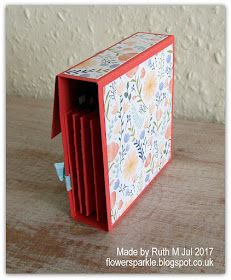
(51, 76), (61, 139)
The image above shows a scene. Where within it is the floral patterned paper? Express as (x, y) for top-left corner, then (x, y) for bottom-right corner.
(64, 33), (168, 79)
(104, 44), (173, 224)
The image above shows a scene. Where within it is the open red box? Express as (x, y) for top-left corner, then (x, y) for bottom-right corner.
(51, 32), (175, 231)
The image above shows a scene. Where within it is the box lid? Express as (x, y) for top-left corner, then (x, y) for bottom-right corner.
(63, 32), (169, 80)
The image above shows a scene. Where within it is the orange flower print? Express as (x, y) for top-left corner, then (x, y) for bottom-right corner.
(169, 78), (173, 93)
(113, 121), (121, 135)
(155, 160), (160, 169)
(147, 136), (152, 146)
(107, 142), (119, 162)
(141, 67), (146, 78)
(145, 153), (152, 167)
(165, 125), (171, 140)
(78, 58), (95, 68)
(144, 119), (149, 128)
(118, 199), (123, 210)
(156, 109), (163, 121)
(149, 103), (155, 114)
(124, 41), (135, 46)
(143, 72), (157, 105)
(126, 66), (138, 78)
(110, 191), (117, 208)
(117, 81), (125, 95)
(123, 48), (134, 51)
(111, 103), (118, 115)
(164, 98), (169, 107)
(123, 149), (139, 182)
(118, 52), (137, 62)
(122, 101), (130, 113)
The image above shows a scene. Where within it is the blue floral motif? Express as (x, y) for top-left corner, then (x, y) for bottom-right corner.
(159, 82), (164, 91)
(166, 54), (171, 63)
(140, 130), (145, 139)
(110, 64), (120, 68)
(124, 133), (130, 143)
(113, 179), (120, 190)
(145, 174), (150, 182)
(79, 73), (90, 77)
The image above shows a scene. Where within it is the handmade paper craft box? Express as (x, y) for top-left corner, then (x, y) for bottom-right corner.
(51, 32), (174, 231)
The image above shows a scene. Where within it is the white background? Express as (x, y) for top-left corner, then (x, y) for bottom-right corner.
(1, 0), (229, 279)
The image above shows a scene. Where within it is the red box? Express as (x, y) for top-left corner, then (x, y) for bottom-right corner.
(51, 32), (175, 231)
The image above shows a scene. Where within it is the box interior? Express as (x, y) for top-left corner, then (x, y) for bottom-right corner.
(58, 76), (107, 230)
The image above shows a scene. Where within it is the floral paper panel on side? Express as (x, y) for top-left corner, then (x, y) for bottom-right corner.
(104, 44), (174, 224)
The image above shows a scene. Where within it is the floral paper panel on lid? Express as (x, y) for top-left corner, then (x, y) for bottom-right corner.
(64, 32), (168, 79)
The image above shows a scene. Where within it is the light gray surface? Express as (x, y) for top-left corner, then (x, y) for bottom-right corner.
(6, 5), (225, 123)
